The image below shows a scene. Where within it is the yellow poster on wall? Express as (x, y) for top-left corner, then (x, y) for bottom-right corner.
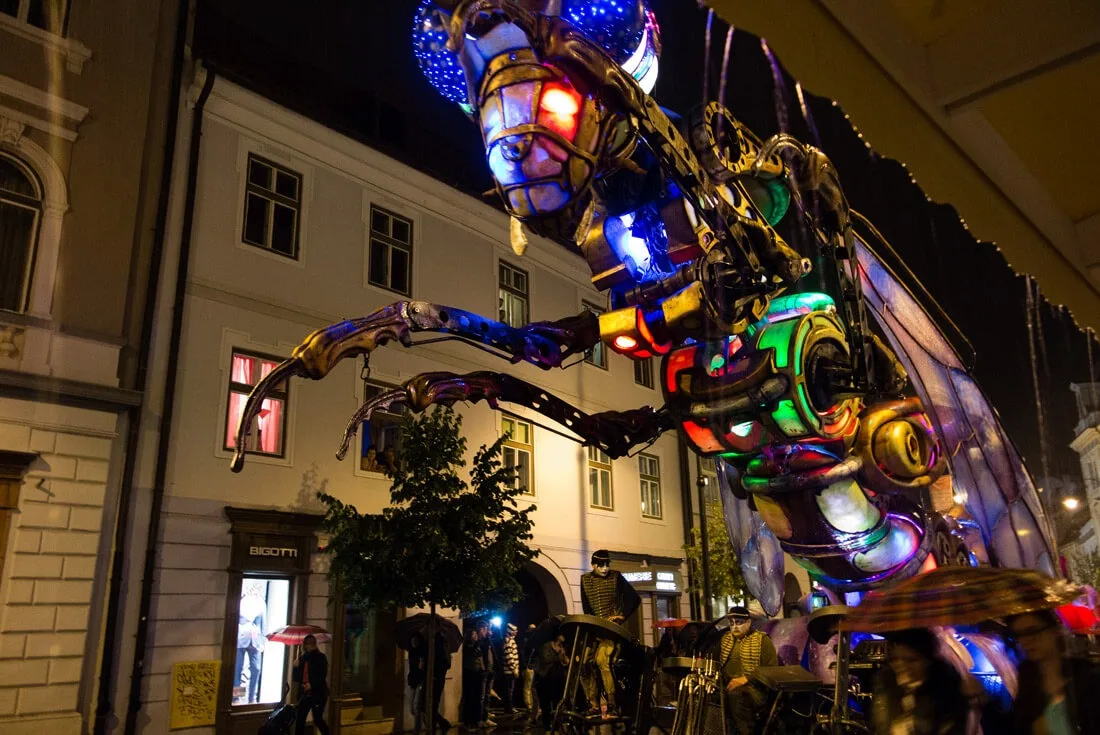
(169, 660), (221, 729)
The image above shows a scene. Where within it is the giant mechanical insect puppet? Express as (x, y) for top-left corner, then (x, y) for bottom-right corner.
(231, 0), (1054, 614)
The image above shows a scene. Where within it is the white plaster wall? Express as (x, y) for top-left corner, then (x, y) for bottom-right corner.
(138, 78), (692, 732)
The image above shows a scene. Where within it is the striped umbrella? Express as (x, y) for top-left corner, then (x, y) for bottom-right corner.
(841, 566), (1080, 633)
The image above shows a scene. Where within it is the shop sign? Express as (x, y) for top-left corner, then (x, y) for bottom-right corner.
(248, 545), (299, 558)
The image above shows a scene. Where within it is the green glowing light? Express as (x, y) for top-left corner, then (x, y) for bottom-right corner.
(763, 179), (791, 225)
(771, 399), (807, 436)
(766, 292), (835, 317)
(730, 420), (755, 437)
(708, 353), (726, 375)
(757, 320), (796, 369)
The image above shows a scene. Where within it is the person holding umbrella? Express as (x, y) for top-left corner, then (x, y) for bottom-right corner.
(1004, 610), (1100, 734)
(292, 634), (330, 735)
(869, 627), (970, 735)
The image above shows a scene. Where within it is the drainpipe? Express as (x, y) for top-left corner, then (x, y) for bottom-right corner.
(124, 66), (216, 735)
(93, 0), (192, 731)
(676, 436), (700, 620)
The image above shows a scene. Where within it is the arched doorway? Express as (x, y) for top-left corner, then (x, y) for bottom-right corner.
(505, 560), (567, 631)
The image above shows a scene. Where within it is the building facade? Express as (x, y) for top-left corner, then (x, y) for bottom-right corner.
(117, 71), (696, 733)
(0, 2), (179, 734)
(1068, 382), (1100, 567)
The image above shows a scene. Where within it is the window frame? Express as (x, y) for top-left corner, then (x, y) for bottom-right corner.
(498, 260), (530, 328)
(241, 153), (303, 260)
(367, 204), (414, 297)
(501, 412), (535, 497)
(634, 357), (654, 389)
(582, 301), (607, 370)
(587, 445), (614, 510)
(224, 348), (290, 459)
(0, 0), (69, 35)
(0, 151), (42, 314)
(639, 453), (662, 519)
(357, 377), (407, 476)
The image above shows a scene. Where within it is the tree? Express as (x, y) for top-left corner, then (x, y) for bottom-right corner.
(319, 406), (538, 726)
(683, 500), (748, 614)
(1071, 548), (1100, 590)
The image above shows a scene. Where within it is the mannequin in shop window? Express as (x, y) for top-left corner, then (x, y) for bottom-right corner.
(235, 581), (268, 704)
(579, 549), (640, 716)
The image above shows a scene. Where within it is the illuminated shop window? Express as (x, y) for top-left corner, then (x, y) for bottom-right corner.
(498, 261), (529, 328)
(341, 605), (378, 697)
(639, 453), (662, 519)
(0, 0), (67, 33)
(232, 576), (291, 707)
(502, 413), (534, 496)
(360, 380), (405, 474)
(242, 154), (301, 259)
(0, 152), (41, 313)
(582, 301), (607, 369)
(369, 205), (413, 296)
(588, 445), (613, 510)
(634, 358), (654, 389)
(225, 350), (288, 457)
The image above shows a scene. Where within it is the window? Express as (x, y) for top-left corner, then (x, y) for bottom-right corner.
(232, 576), (291, 706)
(587, 445), (613, 510)
(368, 205), (413, 295)
(639, 453), (662, 519)
(498, 261), (529, 328)
(242, 154), (301, 259)
(1, 0), (67, 34)
(502, 414), (534, 496)
(583, 302), (607, 369)
(360, 380), (405, 474)
(634, 358), (654, 389)
(0, 153), (41, 313)
(225, 350), (288, 457)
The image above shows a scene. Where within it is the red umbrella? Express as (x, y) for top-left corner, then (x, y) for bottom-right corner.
(1056, 603), (1099, 633)
(653, 618), (691, 629)
(266, 624), (332, 645)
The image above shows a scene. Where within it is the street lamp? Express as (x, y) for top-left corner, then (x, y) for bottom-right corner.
(1063, 497), (1081, 511)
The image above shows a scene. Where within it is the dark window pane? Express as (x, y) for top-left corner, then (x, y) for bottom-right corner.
(271, 204), (297, 256)
(0, 157), (37, 198)
(369, 240), (388, 287)
(243, 193), (269, 245)
(390, 217), (410, 244)
(275, 171), (298, 200)
(0, 0), (19, 18)
(0, 202), (37, 312)
(371, 209), (389, 236)
(248, 158), (272, 189)
(390, 247), (409, 294)
(513, 271), (526, 293)
(26, 0), (62, 32)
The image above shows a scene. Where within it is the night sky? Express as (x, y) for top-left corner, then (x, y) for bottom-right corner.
(194, 0), (1096, 494)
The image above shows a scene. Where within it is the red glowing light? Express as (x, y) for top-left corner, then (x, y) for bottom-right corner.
(614, 335), (638, 351)
(540, 86), (580, 116)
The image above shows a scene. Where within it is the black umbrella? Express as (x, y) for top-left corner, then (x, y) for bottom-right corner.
(526, 614), (566, 652)
(394, 613), (462, 654)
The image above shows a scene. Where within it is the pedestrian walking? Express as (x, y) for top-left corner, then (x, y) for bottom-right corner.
(501, 623), (520, 714)
(870, 628), (969, 735)
(462, 627), (485, 729)
(520, 623), (539, 723)
(292, 634), (330, 735)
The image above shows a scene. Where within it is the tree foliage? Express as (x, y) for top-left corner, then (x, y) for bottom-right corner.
(683, 500), (748, 603)
(1071, 548), (1100, 590)
(319, 406), (538, 614)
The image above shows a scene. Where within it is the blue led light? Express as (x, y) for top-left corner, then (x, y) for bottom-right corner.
(564, 0), (647, 65)
(412, 0), (472, 112)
